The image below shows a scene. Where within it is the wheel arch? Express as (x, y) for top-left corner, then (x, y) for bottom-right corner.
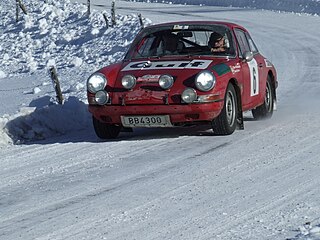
(268, 70), (277, 102)
(228, 78), (244, 130)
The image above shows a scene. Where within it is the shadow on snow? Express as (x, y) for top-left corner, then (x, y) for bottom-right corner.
(4, 95), (259, 145)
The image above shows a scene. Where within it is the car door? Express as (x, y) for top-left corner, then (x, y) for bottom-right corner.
(246, 32), (269, 104)
(234, 29), (261, 110)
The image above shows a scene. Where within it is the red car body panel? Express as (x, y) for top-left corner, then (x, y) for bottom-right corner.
(87, 21), (277, 128)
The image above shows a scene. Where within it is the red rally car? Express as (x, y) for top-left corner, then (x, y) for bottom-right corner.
(87, 21), (278, 139)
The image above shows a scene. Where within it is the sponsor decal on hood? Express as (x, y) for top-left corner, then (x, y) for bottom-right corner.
(121, 60), (213, 71)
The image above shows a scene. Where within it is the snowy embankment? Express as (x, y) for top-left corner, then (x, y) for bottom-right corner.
(0, 0), (150, 144)
(127, 0), (320, 15)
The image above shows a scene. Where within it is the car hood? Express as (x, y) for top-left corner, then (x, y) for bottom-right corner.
(109, 57), (234, 105)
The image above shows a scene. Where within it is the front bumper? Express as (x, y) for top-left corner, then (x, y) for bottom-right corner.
(89, 102), (224, 126)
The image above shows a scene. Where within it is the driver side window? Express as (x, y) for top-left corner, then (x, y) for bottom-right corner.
(246, 33), (259, 53)
(235, 29), (251, 56)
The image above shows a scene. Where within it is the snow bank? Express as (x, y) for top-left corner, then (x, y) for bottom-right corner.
(290, 222), (320, 239)
(0, 70), (7, 79)
(127, 0), (320, 15)
(4, 97), (90, 144)
(0, 0), (149, 76)
(0, 0), (151, 144)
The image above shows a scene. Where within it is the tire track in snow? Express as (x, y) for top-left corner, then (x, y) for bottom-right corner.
(1, 128), (248, 239)
(0, 135), (181, 189)
(4, 119), (315, 239)
(1, 119), (319, 239)
(0, 115), (311, 239)
(68, 120), (320, 240)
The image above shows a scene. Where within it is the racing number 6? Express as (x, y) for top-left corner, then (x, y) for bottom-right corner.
(252, 67), (257, 95)
(248, 58), (259, 96)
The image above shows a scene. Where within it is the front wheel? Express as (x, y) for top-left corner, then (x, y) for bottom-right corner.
(252, 76), (274, 120)
(212, 83), (238, 135)
(92, 116), (121, 139)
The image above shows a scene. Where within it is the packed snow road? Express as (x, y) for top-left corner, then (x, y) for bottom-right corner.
(1, 1), (320, 239)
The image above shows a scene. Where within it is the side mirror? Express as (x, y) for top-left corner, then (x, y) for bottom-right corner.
(243, 51), (254, 62)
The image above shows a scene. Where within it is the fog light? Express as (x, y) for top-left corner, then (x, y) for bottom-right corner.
(181, 88), (197, 103)
(122, 75), (136, 89)
(95, 90), (109, 105)
(159, 74), (174, 89)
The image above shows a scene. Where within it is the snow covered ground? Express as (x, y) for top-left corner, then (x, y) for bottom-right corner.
(126, 0), (320, 15)
(1, 0), (320, 239)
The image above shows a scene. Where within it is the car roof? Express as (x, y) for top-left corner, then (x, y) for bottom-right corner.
(145, 21), (248, 32)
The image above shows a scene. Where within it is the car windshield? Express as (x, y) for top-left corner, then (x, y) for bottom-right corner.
(126, 24), (236, 59)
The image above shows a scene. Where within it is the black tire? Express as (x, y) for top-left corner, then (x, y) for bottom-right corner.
(252, 76), (274, 120)
(92, 116), (121, 139)
(212, 83), (238, 135)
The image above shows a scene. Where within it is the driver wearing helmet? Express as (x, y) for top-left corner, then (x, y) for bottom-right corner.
(208, 32), (227, 53)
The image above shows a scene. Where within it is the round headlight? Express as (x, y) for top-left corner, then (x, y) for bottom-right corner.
(181, 88), (197, 103)
(87, 73), (107, 93)
(122, 75), (136, 89)
(195, 71), (216, 91)
(159, 74), (174, 89)
(95, 90), (109, 105)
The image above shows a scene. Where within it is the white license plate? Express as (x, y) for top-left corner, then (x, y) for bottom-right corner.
(121, 115), (172, 127)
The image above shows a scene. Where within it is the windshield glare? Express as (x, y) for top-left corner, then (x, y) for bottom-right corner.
(127, 25), (236, 59)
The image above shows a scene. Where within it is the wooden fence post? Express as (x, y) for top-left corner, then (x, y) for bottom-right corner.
(18, 0), (27, 14)
(103, 13), (109, 28)
(16, 0), (19, 22)
(138, 13), (144, 29)
(16, 0), (27, 22)
(111, 0), (116, 27)
(49, 66), (64, 105)
(87, 0), (91, 16)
